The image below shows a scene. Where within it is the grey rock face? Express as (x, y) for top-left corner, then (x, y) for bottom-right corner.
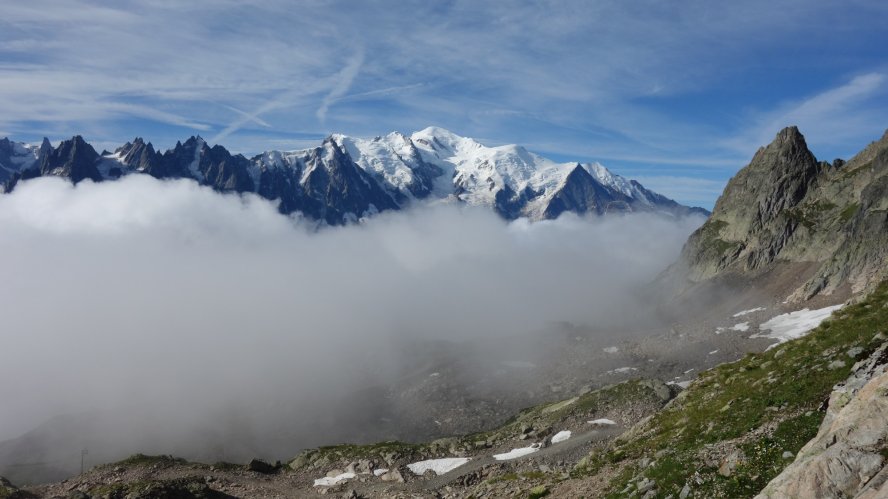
(755, 344), (888, 499)
(39, 135), (103, 184)
(675, 127), (888, 298)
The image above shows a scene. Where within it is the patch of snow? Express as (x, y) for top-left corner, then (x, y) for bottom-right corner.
(551, 430), (571, 443)
(314, 472), (355, 487)
(715, 327), (726, 335)
(709, 350), (719, 355)
(333, 132), (422, 196)
(751, 305), (843, 348)
(588, 418), (617, 426)
(372, 468), (388, 477)
(406, 457), (471, 476)
(493, 443), (542, 460)
(731, 322), (750, 332)
(733, 307), (766, 317)
(188, 137), (205, 182)
(684, 368), (695, 374)
(429, 372), (440, 377)
(602, 346), (619, 354)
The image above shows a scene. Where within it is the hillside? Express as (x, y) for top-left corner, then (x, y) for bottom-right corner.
(5, 280), (885, 498)
(672, 127), (888, 301)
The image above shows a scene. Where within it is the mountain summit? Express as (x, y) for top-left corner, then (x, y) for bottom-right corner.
(0, 128), (707, 224)
(671, 126), (888, 300)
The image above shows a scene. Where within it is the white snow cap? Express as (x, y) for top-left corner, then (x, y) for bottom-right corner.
(733, 307), (766, 317)
(313, 472), (355, 487)
(493, 443), (542, 461)
(588, 418), (617, 426)
(406, 457), (471, 476)
(551, 430), (572, 443)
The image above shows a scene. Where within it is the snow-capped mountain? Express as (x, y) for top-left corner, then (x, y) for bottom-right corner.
(1, 128), (708, 224)
(0, 137), (50, 183)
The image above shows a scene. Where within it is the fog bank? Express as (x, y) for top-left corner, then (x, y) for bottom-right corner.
(0, 176), (702, 465)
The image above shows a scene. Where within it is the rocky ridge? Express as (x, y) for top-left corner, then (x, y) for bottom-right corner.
(0, 128), (707, 225)
(673, 126), (888, 300)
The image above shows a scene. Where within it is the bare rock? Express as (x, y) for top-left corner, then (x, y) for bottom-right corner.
(755, 345), (888, 498)
(380, 468), (405, 483)
(246, 458), (277, 474)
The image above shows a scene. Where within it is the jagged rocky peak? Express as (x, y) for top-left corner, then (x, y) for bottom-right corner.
(40, 135), (102, 184)
(113, 137), (158, 169)
(673, 125), (888, 299)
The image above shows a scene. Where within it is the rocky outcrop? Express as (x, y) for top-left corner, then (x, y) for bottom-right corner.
(38, 135), (103, 184)
(755, 343), (888, 498)
(673, 127), (888, 299)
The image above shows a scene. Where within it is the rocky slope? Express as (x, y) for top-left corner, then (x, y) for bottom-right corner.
(0, 129), (706, 225)
(672, 127), (888, 300)
(755, 343), (888, 498)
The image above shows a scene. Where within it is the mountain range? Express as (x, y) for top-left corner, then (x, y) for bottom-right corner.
(1, 126), (886, 498)
(0, 128), (708, 224)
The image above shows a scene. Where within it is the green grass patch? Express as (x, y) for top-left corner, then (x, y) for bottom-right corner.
(602, 279), (888, 497)
(840, 202), (860, 223)
(527, 485), (550, 498)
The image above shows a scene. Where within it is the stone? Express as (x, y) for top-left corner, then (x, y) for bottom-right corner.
(755, 345), (888, 499)
(637, 478), (656, 493)
(827, 359), (847, 370)
(246, 458), (277, 474)
(379, 468), (404, 483)
(847, 346), (864, 358)
(718, 449), (745, 477)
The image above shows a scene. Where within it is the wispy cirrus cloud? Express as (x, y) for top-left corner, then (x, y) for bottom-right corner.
(0, 0), (886, 207)
(316, 50), (365, 125)
(726, 72), (888, 157)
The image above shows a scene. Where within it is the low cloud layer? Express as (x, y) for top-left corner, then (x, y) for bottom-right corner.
(0, 176), (702, 466)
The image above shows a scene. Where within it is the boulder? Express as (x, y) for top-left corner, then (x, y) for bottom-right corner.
(755, 344), (888, 498)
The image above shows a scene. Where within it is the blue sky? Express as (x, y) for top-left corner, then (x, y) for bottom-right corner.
(0, 0), (886, 209)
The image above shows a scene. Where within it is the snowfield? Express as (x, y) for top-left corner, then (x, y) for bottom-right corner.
(551, 430), (571, 443)
(751, 305), (844, 347)
(406, 457), (471, 476)
(733, 307), (766, 317)
(493, 443), (542, 460)
(588, 418), (617, 426)
(314, 472), (355, 487)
